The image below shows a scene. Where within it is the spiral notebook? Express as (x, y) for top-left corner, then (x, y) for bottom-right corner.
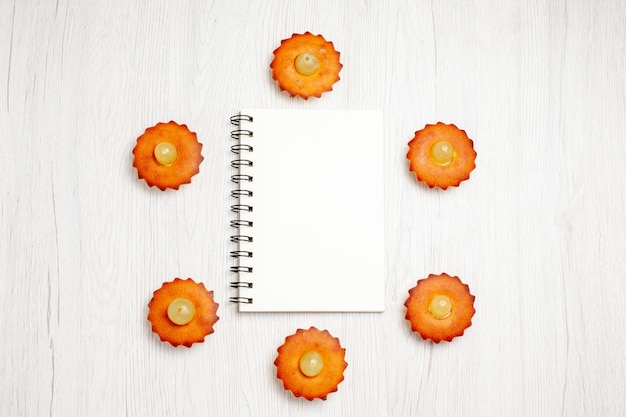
(229, 109), (385, 312)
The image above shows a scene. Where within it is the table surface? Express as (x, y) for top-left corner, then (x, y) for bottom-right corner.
(2, 1), (626, 416)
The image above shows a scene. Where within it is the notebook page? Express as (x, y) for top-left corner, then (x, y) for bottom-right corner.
(234, 109), (385, 312)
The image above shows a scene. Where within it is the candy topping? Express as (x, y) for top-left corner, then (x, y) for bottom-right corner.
(430, 141), (454, 165)
(154, 142), (178, 166)
(295, 52), (320, 76)
(428, 294), (453, 319)
(167, 297), (195, 325)
(299, 351), (324, 377)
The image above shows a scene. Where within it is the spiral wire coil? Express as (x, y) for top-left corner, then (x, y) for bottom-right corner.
(229, 114), (254, 304)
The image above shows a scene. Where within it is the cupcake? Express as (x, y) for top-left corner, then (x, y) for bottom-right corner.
(148, 278), (219, 347)
(132, 121), (204, 190)
(404, 273), (475, 343)
(407, 122), (476, 189)
(270, 32), (342, 99)
(274, 327), (347, 400)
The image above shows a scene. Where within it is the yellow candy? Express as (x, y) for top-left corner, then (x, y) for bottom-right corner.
(428, 294), (453, 320)
(299, 351), (324, 377)
(294, 52), (320, 76)
(167, 297), (195, 325)
(430, 141), (454, 166)
(154, 142), (178, 166)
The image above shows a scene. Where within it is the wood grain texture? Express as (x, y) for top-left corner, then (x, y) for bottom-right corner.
(1, 0), (625, 416)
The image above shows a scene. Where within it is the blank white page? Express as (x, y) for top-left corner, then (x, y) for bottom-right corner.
(231, 109), (385, 312)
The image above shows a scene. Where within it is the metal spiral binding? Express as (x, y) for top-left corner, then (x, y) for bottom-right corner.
(229, 114), (254, 304)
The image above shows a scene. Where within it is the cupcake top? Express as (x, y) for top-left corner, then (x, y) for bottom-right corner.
(270, 32), (342, 99)
(407, 122), (476, 189)
(404, 273), (476, 343)
(147, 278), (219, 347)
(132, 121), (204, 190)
(274, 327), (347, 400)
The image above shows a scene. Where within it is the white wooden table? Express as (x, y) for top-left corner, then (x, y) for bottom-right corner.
(2, 1), (625, 416)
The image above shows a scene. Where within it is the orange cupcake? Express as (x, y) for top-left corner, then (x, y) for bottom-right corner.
(132, 121), (204, 190)
(407, 122), (476, 189)
(274, 327), (347, 401)
(404, 273), (475, 343)
(270, 32), (342, 99)
(148, 278), (219, 347)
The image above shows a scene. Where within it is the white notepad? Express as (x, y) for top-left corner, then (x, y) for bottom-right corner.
(229, 109), (385, 312)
